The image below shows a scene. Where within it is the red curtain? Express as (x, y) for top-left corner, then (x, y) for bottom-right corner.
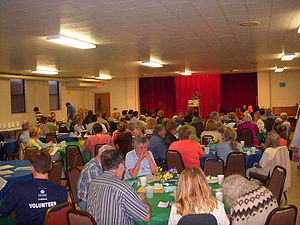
(220, 73), (257, 111)
(175, 74), (221, 117)
(139, 77), (177, 118)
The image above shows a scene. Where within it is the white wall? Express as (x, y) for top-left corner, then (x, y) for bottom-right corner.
(257, 70), (300, 108)
(0, 77), (139, 125)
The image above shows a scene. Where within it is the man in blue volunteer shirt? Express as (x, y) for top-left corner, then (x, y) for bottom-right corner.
(66, 102), (76, 121)
(0, 149), (67, 225)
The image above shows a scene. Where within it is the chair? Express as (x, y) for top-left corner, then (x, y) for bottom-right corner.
(46, 133), (57, 143)
(146, 134), (152, 140)
(178, 213), (218, 225)
(267, 166), (286, 204)
(265, 205), (298, 225)
(192, 122), (204, 138)
(59, 124), (68, 133)
(167, 150), (185, 173)
(67, 208), (97, 225)
(240, 128), (253, 146)
(18, 142), (25, 160)
(225, 152), (246, 177)
(92, 143), (106, 158)
(201, 135), (214, 145)
(264, 118), (275, 132)
(49, 160), (63, 185)
(24, 146), (39, 159)
(1, 131), (11, 138)
(204, 157), (224, 176)
(44, 201), (73, 225)
(67, 167), (80, 206)
(7, 140), (19, 160)
(66, 145), (84, 169)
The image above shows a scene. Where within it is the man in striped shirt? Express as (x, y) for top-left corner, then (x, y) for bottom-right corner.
(87, 149), (151, 225)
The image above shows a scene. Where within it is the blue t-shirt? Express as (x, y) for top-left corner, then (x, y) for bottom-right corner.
(67, 105), (76, 118)
(0, 179), (67, 225)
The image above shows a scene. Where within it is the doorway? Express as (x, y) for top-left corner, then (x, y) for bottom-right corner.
(94, 93), (110, 116)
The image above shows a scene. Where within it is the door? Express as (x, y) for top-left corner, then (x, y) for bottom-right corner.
(94, 93), (110, 116)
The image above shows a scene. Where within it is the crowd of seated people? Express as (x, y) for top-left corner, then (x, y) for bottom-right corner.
(1, 104), (298, 225)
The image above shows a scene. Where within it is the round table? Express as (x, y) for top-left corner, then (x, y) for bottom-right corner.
(39, 134), (78, 143)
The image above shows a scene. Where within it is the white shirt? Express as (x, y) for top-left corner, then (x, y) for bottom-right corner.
(291, 118), (300, 148)
(255, 119), (265, 133)
(168, 201), (229, 225)
(86, 122), (107, 135)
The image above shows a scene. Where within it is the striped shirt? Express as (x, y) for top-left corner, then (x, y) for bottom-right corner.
(87, 171), (149, 225)
(77, 157), (103, 202)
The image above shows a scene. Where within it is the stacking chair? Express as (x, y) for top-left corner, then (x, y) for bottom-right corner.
(7, 140), (20, 160)
(192, 122), (204, 138)
(267, 166), (286, 204)
(46, 133), (57, 143)
(24, 146), (39, 159)
(92, 143), (106, 158)
(66, 145), (84, 170)
(49, 160), (63, 185)
(201, 135), (214, 146)
(240, 128), (253, 146)
(225, 152), (246, 177)
(44, 201), (73, 225)
(265, 205), (298, 225)
(67, 167), (80, 207)
(58, 124), (68, 133)
(67, 209), (97, 225)
(204, 157), (224, 176)
(178, 214), (218, 225)
(167, 150), (185, 173)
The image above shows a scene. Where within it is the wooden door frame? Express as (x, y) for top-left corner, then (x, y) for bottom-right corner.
(93, 92), (111, 115)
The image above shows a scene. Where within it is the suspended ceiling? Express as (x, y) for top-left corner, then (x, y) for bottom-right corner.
(0, 0), (300, 79)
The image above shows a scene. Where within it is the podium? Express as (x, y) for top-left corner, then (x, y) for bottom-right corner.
(188, 99), (202, 117)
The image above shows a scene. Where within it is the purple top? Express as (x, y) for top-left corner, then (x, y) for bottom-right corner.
(237, 122), (259, 145)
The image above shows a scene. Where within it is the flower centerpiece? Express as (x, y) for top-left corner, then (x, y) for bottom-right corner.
(155, 167), (179, 182)
(209, 137), (220, 152)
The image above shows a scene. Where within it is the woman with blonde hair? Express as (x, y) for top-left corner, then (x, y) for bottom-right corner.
(216, 128), (242, 164)
(223, 175), (277, 225)
(26, 126), (43, 150)
(168, 167), (229, 225)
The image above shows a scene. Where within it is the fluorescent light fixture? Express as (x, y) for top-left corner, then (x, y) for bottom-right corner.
(140, 61), (163, 68)
(281, 53), (295, 61)
(96, 74), (112, 80)
(31, 68), (58, 75)
(46, 34), (96, 49)
(179, 71), (192, 76)
(275, 67), (285, 72)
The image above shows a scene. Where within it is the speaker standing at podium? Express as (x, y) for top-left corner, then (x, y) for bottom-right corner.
(192, 89), (202, 115)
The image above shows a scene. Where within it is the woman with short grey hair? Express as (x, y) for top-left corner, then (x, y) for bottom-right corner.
(223, 175), (278, 225)
(247, 131), (281, 176)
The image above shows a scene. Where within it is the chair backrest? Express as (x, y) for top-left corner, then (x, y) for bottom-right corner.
(24, 146), (39, 159)
(204, 157), (224, 176)
(240, 128), (253, 146)
(1, 131), (11, 138)
(49, 160), (63, 185)
(67, 167), (80, 205)
(270, 146), (291, 192)
(264, 118), (275, 132)
(92, 143), (106, 158)
(67, 209), (97, 225)
(193, 122), (204, 138)
(44, 201), (72, 225)
(178, 213), (218, 225)
(265, 205), (298, 225)
(66, 145), (83, 169)
(146, 134), (152, 140)
(167, 150), (185, 173)
(225, 152), (246, 177)
(46, 133), (57, 143)
(59, 124), (68, 133)
(267, 165), (286, 204)
(201, 135), (214, 145)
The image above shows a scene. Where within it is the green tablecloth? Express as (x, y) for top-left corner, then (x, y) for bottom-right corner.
(58, 141), (91, 172)
(128, 180), (222, 225)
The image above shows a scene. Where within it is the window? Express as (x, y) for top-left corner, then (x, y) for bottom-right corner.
(49, 81), (60, 110)
(10, 79), (26, 113)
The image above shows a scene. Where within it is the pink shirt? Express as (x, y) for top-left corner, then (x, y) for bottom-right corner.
(83, 135), (114, 153)
(169, 139), (204, 168)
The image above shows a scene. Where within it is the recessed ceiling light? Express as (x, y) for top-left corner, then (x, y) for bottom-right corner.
(31, 68), (58, 75)
(275, 67), (285, 72)
(239, 21), (261, 27)
(46, 34), (96, 49)
(140, 61), (163, 68)
(96, 74), (112, 80)
(281, 53), (295, 61)
(179, 71), (192, 76)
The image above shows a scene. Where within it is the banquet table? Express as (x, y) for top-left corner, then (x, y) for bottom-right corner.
(200, 145), (263, 169)
(4, 138), (18, 154)
(39, 133), (78, 143)
(126, 179), (223, 225)
(58, 141), (91, 172)
(0, 160), (32, 200)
